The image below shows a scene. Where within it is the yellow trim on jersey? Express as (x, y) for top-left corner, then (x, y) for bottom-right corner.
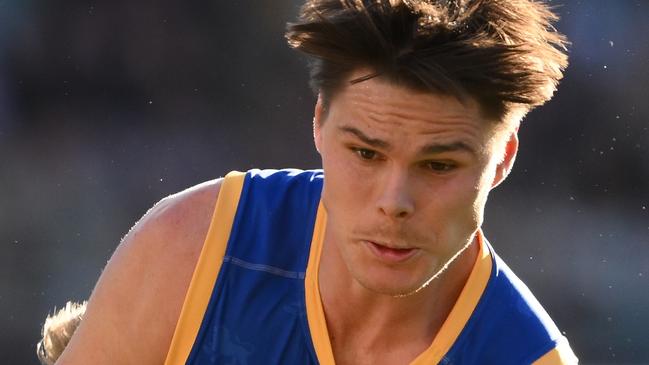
(305, 213), (493, 365)
(410, 231), (492, 364)
(533, 339), (579, 365)
(304, 202), (336, 364)
(163, 171), (246, 365)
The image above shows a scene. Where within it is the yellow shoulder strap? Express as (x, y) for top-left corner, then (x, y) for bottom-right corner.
(532, 339), (579, 365)
(163, 171), (246, 365)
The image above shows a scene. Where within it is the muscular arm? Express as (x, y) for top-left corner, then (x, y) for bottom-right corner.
(55, 179), (222, 365)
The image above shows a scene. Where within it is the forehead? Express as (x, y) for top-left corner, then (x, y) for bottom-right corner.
(325, 70), (497, 151)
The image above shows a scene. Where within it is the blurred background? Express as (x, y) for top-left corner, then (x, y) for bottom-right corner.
(0, 0), (647, 364)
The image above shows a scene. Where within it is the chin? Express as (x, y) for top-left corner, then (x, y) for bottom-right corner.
(352, 264), (443, 298)
(357, 277), (430, 298)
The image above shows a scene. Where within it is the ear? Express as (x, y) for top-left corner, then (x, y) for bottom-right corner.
(491, 127), (519, 189)
(313, 94), (325, 154)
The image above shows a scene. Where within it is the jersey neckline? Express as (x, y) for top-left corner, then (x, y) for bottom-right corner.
(304, 203), (493, 364)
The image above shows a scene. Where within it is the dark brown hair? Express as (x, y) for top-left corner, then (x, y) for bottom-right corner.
(286, 0), (569, 122)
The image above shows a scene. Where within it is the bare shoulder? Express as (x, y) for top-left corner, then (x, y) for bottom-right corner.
(133, 178), (223, 260)
(56, 179), (223, 365)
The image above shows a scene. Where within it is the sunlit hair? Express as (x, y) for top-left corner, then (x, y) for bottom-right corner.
(37, 301), (87, 365)
(286, 0), (569, 123)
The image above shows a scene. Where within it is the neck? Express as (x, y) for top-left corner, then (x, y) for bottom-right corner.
(318, 232), (479, 358)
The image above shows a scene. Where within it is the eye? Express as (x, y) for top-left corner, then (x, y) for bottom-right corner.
(425, 161), (456, 173)
(353, 148), (378, 160)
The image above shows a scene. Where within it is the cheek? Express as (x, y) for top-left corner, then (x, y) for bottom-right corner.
(322, 155), (379, 239)
(419, 171), (486, 236)
(472, 160), (499, 217)
(321, 150), (365, 213)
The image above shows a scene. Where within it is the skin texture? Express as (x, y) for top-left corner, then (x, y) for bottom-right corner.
(55, 180), (222, 365)
(314, 70), (518, 364)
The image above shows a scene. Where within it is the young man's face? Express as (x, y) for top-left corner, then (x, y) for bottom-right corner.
(314, 70), (518, 297)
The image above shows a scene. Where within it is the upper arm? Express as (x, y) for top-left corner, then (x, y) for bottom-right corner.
(55, 179), (223, 365)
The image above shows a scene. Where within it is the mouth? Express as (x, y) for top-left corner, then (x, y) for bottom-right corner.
(364, 240), (419, 264)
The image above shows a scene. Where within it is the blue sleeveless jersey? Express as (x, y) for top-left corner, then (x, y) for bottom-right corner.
(164, 169), (577, 365)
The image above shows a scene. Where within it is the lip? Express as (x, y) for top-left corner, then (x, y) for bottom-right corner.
(364, 240), (419, 264)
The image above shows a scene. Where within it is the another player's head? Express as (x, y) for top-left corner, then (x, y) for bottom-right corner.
(286, 0), (568, 297)
(37, 301), (87, 365)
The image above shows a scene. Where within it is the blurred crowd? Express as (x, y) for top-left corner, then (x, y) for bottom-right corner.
(1, 1), (648, 363)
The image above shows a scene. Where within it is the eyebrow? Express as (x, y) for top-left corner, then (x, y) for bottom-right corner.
(338, 125), (477, 156)
(339, 125), (389, 149)
(420, 141), (476, 156)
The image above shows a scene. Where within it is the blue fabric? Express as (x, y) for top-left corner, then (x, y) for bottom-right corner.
(185, 168), (567, 364)
(440, 244), (565, 365)
(186, 169), (323, 365)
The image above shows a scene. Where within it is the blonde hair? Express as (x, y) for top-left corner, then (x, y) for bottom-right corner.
(37, 301), (87, 365)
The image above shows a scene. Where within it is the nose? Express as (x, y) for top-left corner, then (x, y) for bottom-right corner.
(376, 168), (415, 219)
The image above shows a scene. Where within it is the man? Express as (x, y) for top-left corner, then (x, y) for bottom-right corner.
(53, 0), (577, 364)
